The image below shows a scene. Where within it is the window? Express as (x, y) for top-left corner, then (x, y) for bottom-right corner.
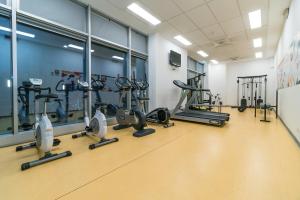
(91, 12), (128, 47)
(0, 15), (12, 134)
(131, 30), (147, 54)
(19, 0), (87, 32)
(0, 0), (7, 5)
(188, 57), (197, 71)
(17, 23), (86, 131)
(91, 43), (127, 116)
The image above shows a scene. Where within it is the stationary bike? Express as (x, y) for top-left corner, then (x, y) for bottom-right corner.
(113, 75), (155, 137)
(131, 73), (174, 128)
(16, 78), (72, 171)
(72, 81), (119, 149)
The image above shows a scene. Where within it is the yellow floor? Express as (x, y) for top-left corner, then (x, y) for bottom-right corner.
(0, 108), (299, 200)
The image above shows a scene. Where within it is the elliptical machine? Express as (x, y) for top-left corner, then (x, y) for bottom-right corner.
(16, 78), (72, 171)
(131, 73), (174, 128)
(72, 81), (119, 149)
(113, 75), (155, 137)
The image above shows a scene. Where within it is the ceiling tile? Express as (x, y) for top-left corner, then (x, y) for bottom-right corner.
(186, 30), (209, 45)
(173, 0), (206, 12)
(238, 0), (268, 12)
(168, 14), (198, 33)
(220, 17), (245, 37)
(140, 0), (182, 20)
(107, 0), (134, 9)
(202, 24), (225, 40)
(208, 0), (240, 22)
(186, 4), (217, 28)
(246, 26), (267, 39)
(154, 22), (178, 38)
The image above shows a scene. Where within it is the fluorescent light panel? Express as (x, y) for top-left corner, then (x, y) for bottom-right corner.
(255, 52), (263, 58)
(253, 38), (262, 48)
(197, 50), (208, 58)
(0, 26), (35, 38)
(248, 9), (262, 29)
(127, 3), (161, 26)
(174, 35), (192, 46)
(210, 59), (219, 64)
(112, 56), (124, 61)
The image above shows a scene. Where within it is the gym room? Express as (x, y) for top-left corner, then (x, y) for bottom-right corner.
(0, 0), (299, 199)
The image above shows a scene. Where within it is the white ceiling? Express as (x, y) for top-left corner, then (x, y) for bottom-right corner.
(79, 0), (291, 63)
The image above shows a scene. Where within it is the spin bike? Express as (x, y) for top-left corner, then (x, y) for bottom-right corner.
(16, 78), (72, 171)
(131, 73), (174, 128)
(113, 75), (155, 137)
(72, 81), (119, 149)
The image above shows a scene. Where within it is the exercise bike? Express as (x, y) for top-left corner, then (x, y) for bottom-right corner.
(131, 73), (174, 128)
(16, 78), (72, 171)
(72, 81), (119, 149)
(113, 75), (155, 137)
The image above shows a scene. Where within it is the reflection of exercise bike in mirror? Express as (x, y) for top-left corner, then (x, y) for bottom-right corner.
(53, 74), (76, 123)
(72, 81), (119, 149)
(131, 73), (174, 128)
(18, 81), (36, 131)
(16, 78), (72, 171)
(113, 75), (155, 137)
(91, 75), (119, 117)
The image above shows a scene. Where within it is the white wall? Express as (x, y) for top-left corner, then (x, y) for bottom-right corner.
(275, 0), (300, 66)
(207, 63), (227, 103)
(274, 0), (300, 143)
(148, 33), (187, 111)
(207, 58), (276, 106)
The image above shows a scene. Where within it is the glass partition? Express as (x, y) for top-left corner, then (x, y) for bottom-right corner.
(91, 12), (128, 47)
(19, 0), (87, 32)
(0, 15), (12, 135)
(17, 23), (86, 131)
(131, 56), (148, 111)
(91, 43), (127, 116)
(131, 30), (147, 54)
(0, 0), (7, 5)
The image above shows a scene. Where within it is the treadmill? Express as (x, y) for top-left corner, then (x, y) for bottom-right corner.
(171, 80), (229, 126)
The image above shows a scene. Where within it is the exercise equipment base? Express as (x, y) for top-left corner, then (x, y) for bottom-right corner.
(21, 151), (72, 171)
(133, 128), (155, 137)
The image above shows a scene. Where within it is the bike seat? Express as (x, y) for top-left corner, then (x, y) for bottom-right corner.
(36, 94), (58, 99)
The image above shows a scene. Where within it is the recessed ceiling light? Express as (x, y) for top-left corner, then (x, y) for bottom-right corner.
(210, 59), (219, 64)
(255, 52), (263, 58)
(112, 56), (124, 61)
(127, 3), (161, 26)
(248, 9), (262, 29)
(253, 38), (262, 48)
(197, 50), (208, 58)
(174, 35), (192, 46)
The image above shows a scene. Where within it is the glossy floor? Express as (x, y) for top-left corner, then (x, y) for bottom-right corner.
(0, 108), (299, 200)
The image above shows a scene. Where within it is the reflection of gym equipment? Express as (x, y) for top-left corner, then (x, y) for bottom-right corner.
(72, 81), (119, 149)
(91, 75), (118, 117)
(54, 75), (76, 122)
(16, 78), (72, 171)
(171, 80), (229, 127)
(131, 73), (174, 128)
(113, 75), (155, 137)
(18, 81), (36, 130)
